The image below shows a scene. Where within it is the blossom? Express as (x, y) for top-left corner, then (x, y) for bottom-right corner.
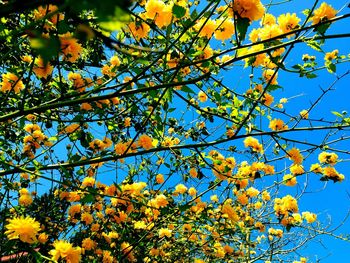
(0, 72), (25, 93)
(145, 0), (172, 28)
(299, 110), (309, 119)
(269, 118), (287, 131)
(38, 233), (49, 244)
(188, 187), (197, 196)
(283, 174), (297, 186)
(261, 13), (276, 26)
(81, 177), (95, 188)
(134, 220), (147, 229)
(290, 164), (304, 175)
(243, 136), (263, 153)
(138, 134), (154, 150)
(246, 187), (260, 198)
(154, 194), (168, 208)
(277, 13), (300, 34)
(127, 21), (150, 39)
(262, 69), (278, 85)
(214, 19), (235, 41)
(82, 238), (96, 251)
(287, 148), (303, 164)
(50, 240), (81, 263)
(312, 2), (337, 25)
(302, 211), (317, 223)
(318, 151), (338, 165)
(60, 33), (82, 62)
(195, 18), (217, 38)
(259, 24), (283, 41)
(233, 0), (265, 21)
(198, 90), (208, 102)
(19, 194), (33, 206)
(81, 212), (93, 225)
(263, 93), (274, 106)
(33, 57), (54, 79)
(156, 173), (164, 184)
(159, 228), (172, 238)
(324, 49), (338, 60)
(174, 184), (187, 194)
(5, 216), (40, 244)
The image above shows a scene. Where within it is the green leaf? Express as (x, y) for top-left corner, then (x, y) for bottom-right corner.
(326, 62), (336, 73)
(172, 4), (186, 19)
(306, 40), (323, 52)
(306, 72), (317, 79)
(81, 193), (95, 203)
(332, 111), (343, 118)
(236, 17), (250, 42)
(266, 84), (283, 92)
(181, 85), (195, 94)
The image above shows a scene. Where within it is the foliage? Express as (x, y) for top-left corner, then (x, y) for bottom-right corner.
(0, 0), (350, 262)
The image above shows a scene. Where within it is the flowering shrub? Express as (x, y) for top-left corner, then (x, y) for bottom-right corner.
(0, 0), (349, 262)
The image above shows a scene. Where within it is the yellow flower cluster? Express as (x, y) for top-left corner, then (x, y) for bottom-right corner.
(0, 72), (25, 93)
(269, 118), (288, 131)
(243, 136), (263, 153)
(5, 216), (41, 244)
(23, 123), (52, 158)
(49, 240), (81, 263)
(18, 188), (33, 206)
(232, 0), (265, 21)
(312, 2), (337, 24)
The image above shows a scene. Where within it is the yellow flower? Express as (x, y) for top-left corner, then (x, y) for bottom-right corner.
(174, 183), (187, 194)
(287, 148), (303, 164)
(0, 72), (25, 93)
(81, 177), (95, 188)
(138, 134), (153, 150)
(233, 0), (265, 21)
(128, 21), (150, 39)
(33, 57), (54, 79)
(154, 194), (169, 208)
(312, 2), (337, 25)
(156, 173), (164, 184)
(324, 49), (338, 60)
(310, 163), (323, 174)
(302, 211), (317, 223)
(290, 164), (304, 175)
(214, 19), (235, 41)
(188, 187), (197, 196)
(262, 69), (278, 85)
(81, 212), (93, 225)
(50, 240), (81, 263)
(19, 194), (33, 206)
(82, 238), (96, 251)
(145, 0), (172, 28)
(195, 18), (217, 38)
(60, 33), (82, 62)
(159, 228), (172, 238)
(277, 13), (300, 34)
(269, 118), (287, 131)
(299, 109), (309, 119)
(318, 151), (338, 165)
(246, 187), (260, 197)
(198, 90), (208, 102)
(263, 93), (274, 106)
(38, 233), (49, 244)
(134, 220), (147, 229)
(243, 136), (263, 153)
(261, 13), (276, 26)
(5, 216), (40, 244)
(259, 24), (283, 41)
(283, 174), (297, 186)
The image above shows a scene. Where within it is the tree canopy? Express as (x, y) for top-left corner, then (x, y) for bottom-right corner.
(0, 0), (350, 262)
